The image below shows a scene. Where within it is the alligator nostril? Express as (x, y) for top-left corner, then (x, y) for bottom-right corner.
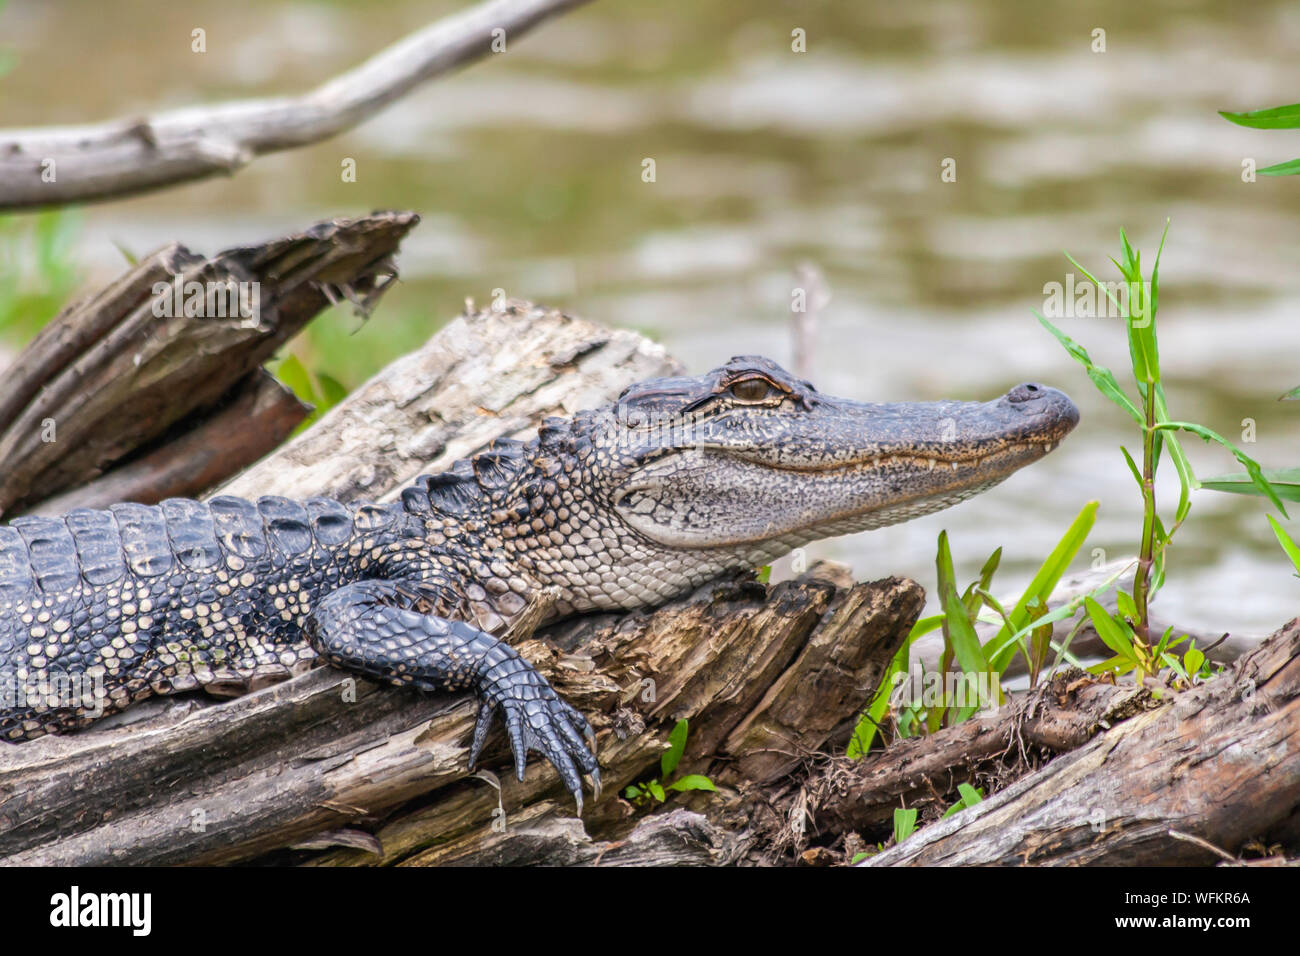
(1007, 383), (1044, 403)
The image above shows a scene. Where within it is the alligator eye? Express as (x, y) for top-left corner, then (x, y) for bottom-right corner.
(729, 378), (774, 402)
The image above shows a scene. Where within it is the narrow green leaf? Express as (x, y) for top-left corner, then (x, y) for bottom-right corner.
(1115, 590), (1138, 623)
(1155, 421), (1288, 516)
(893, 808), (919, 843)
(1035, 313), (1143, 424)
(275, 354), (318, 408)
(1268, 515), (1300, 576)
(1153, 387), (1193, 523)
(112, 239), (139, 266)
(1085, 597), (1135, 659)
(1200, 468), (1300, 504)
(1088, 654), (1136, 677)
(662, 718), (689, 778)
(1063, 252), (1127, 318)
(994, 558), (1132, 659)
(848, 617), (935, 757)
(986, 502), (1099, 673)
(941, 783), (984, 818)
(1279, 385), (1300, 402)
(1149, 219), (1170, 330)
(1161, 651), (1192, 685)
(936, 532), (992, 720)
(1119, 446), (1143, 491)
(316, 372), (348, 412)
(1028, 600), (1052, 688)
(1259, 158), (1300, 176)
(1219, 104), (1300, 129)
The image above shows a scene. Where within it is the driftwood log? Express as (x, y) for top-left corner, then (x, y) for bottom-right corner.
(0, 211), (418, 517)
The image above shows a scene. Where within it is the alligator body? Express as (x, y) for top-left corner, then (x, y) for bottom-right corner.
(0, 356), (1078, 809)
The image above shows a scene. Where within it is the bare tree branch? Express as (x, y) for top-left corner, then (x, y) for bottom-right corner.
(0, 0), (593, 211)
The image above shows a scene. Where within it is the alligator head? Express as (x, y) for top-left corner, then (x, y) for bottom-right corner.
(424, 355), (1079, 613)
(577, 355), (1079, 577)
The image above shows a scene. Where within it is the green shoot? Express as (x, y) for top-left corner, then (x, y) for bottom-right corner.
(623, 718), (717, 806)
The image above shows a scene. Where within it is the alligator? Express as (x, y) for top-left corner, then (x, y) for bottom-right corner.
(0, 356), (1078, 811)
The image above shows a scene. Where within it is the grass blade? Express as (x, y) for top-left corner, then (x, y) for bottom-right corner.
(1260, 158), (1300, 177)
(1219, 103), (1300, 129)
(1154, 421), (1288, 516)
(1199, 467), (1300, 503)
(986, 502), (1099, 673)
(1268, 516), (1300, 577)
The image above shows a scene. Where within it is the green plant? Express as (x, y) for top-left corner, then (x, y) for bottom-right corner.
(273, 353), (349, 434)
(0, 209), (82, 344)
(1270, 516), (1300, 579)
(623, 718), (717, 806)
(848, 501), (1100, 754)
(892, 807), (918, 844)
(1221, 103), (1300, 176)
(941, 783), (983, 818)
(1036, 225), (1286, 681)
(850, 225), (1293, 764)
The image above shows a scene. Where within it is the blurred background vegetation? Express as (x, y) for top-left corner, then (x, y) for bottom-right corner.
(1, 0), (1298, 631)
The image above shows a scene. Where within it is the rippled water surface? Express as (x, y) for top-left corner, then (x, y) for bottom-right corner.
(2, 0), (1298, 634)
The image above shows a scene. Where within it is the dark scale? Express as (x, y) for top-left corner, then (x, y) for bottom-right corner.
(0, 356), (1080, 811)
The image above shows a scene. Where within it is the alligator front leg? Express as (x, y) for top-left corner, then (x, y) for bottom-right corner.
(306, 579), (600, 812)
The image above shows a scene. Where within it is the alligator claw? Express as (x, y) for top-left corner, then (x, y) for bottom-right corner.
(474, 673), (600, 814)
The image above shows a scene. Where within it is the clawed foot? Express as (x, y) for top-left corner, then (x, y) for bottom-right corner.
(468, 671), (601, 815)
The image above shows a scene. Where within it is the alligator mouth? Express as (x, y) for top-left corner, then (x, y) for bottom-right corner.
(758, 438), (1062, 476)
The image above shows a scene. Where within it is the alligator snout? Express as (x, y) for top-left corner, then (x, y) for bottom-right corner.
(1003, 382), (1080, 432)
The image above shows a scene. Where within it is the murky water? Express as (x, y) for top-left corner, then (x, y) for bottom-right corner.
(2, 0), (1298, 634)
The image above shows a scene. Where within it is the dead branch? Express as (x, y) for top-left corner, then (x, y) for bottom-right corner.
(0, 0), (592, 210)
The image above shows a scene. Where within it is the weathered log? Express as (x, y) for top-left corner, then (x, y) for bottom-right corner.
(403, 807), (731, 867)
(216, 299), (677, 505)
(0, 211), (418, 517)
(861, 616), (1300, 865)
(0, 0), (593, 210)
(28, 369), (309, 516)
(301, 566), (921, 867)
